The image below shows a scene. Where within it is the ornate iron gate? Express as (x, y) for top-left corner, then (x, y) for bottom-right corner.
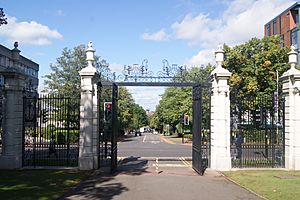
(97, 59), (211, 175)
(230, 94), (285, 168)
(192, 84), (210, 175)
(22, 94), (80, 167)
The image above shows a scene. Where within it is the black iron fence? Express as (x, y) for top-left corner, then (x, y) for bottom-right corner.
(230, 94), (285, 168)
(22, 94), (80, 167)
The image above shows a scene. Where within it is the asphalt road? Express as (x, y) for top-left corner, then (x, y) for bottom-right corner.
(118, 132), (192, 158)
(41, 132), (262, 200)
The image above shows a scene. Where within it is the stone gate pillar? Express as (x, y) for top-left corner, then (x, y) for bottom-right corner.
(0, 44), (26, 169)
(280, 46), (300, 170)
(210, 45), (232, 171)
(79, 41), (98, 170)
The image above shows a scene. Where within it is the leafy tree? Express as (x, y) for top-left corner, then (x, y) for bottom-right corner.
(43, 45), (105, 97)
(43, 45), (107, 128)
(151, 65), (212, 133)
(223, 36), (290, 99)
(0, 8), (7, 26)
(118, 87), (149, 134)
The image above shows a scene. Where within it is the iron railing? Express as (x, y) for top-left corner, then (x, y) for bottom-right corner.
(230, 94), (285, 168)
(22, 94), (80, 167)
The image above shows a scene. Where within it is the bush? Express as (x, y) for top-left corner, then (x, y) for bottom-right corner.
(54, 129), (79, 144)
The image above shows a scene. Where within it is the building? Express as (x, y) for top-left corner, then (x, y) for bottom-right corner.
(0, 42), (39, 91)
(264, 2), (300, 58)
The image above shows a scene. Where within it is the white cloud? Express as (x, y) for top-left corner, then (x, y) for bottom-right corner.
(141, 29), (169, 41)
(185, 49), (215, 66)
(127, 86), (166, 111)
(0, 16), (63, 45)
(171, 0), (295, 65)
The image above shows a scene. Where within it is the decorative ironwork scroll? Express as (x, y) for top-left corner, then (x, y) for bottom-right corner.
(97, 60), (116, 81)
(98, 59), (188, 83)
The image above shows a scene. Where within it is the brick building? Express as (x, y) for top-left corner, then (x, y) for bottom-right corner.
(264, 2), (300, 52)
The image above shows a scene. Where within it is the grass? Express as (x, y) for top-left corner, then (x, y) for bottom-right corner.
(223, 170), (300, 200)
(0, 169), (85, 200)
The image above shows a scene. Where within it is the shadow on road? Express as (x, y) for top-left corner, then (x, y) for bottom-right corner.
(116, 156), (150, 176)
(59, 156), (149, 200)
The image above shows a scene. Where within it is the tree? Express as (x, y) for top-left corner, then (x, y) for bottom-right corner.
(151, 65), (212, 133)
(43, 45), (106, 128)
(43, 45), (105, 97)
(0, 8), (7, 26)
(223, 36), (290, 99)
(118, 87), (149, 134)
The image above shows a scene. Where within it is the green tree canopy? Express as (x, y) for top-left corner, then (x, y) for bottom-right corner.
(151, 65), (212, 132)
(43, 44), (108, 97)
(118, 87), (149, 133)
(223, 36), (290, 99)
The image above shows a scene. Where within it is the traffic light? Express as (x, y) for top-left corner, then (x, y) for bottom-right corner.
(184, 114), (189, 126)
(42, 109), (49, 123)
(104, 102), (112, 122)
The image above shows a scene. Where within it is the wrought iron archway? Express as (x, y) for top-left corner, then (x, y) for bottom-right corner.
(97, 59), (207, 84)
(97, 59), (210, 175)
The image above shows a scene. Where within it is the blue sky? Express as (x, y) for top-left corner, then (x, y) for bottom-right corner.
(0, 0), (295, 111)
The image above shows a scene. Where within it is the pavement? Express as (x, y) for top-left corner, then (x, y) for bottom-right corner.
(59, 156), (263, 200)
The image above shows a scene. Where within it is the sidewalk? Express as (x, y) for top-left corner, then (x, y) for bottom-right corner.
(59, 157), (262, 200)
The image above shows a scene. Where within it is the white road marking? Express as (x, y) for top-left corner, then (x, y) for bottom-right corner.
(143, 135), (146, 143)
(151, 141), (161, 144)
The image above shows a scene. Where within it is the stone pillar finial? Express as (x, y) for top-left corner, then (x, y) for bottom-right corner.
(11, 41), (21, 64)
(288, 45), (297, 70)
(86, 41), (95, 68)
(215, 44), (224, 68)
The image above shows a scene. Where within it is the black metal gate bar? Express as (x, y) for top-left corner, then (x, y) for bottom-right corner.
(192, 85), (204, 175)
(111, 83), (118, 173)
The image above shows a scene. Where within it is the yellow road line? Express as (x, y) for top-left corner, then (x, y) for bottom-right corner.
(180, 157), (191, 166)
(160, 136), (176, 144)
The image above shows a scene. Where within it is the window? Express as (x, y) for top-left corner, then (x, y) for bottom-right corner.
(266, 24), (271, 36)
(291, 28), (298, 49)
(280, 35), (284, 48)
(273, 19), (277, 35)
(296, 13), (299, 24)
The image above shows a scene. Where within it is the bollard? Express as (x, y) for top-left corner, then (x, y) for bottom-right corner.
(155, 158), (159, 173)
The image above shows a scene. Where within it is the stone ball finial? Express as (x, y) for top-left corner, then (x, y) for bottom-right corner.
(14, 41), (19, 48)
(217, 44), (223, 51)
(88, 41), (93, 48)
(291, 45), (296, 51)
